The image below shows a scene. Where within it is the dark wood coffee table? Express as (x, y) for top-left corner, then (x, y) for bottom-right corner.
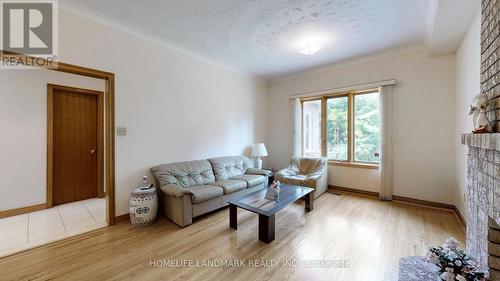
(228, 184), (314, 243)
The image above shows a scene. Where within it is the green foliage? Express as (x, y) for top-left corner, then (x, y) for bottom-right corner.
(354, 94), (380, 163)
(326, 97), (348, 160)
(428, 246), (487, 280)
(325, 93), (380, 163)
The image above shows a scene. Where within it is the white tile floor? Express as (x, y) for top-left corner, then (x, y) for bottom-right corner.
(0, 198), (107, 258)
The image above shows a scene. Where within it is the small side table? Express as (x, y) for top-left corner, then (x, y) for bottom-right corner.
(129, 186), (158, 227)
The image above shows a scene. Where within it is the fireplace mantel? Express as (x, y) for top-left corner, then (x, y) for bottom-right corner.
(462, 133), (500, 150)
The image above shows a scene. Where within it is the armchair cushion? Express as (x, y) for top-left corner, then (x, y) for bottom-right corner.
(212, 180), (247, 194)
(231, 174), (265, 187)
(276, 157), (327, 189)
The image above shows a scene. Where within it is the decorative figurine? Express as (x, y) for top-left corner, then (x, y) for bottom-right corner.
(265, 180), (280, 201)
(469, 93), (493, 133)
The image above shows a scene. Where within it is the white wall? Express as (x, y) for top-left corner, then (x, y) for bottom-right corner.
(0, 10), (268, 215)
(328, 166), (379, 193)
(268, 50), (457, 203)
(0, 70), (104, 211)
(1, 7), (479, 215)
(454, 11), (481, 218)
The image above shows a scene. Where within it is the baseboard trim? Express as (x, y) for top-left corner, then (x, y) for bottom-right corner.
(115, 214), (130, 224)
(329, 185), (379, 197)
(0, 203), (47, 219)
(392, 195), (455, 211)
(328, 185), (466, 227)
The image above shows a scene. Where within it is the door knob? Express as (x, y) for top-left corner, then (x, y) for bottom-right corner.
(90, 149), (95, 154)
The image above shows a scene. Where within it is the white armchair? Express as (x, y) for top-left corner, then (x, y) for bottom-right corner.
(275, 157), (328, 199)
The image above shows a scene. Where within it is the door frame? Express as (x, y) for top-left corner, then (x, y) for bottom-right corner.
(47, 84), (105, 207)
(0, 50), (116, 225)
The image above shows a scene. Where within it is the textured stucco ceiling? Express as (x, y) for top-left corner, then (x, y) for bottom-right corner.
(60, 0), (431, 77)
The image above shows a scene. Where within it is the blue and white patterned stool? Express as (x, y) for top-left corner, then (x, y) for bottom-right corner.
(129, 186), (158, 227)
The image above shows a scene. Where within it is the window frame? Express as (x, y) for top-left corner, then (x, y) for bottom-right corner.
(301, 98), (322, 158)
(301, 89), (379, 169)
(304, 111), (312, 152)
(325, 94), (349, 162)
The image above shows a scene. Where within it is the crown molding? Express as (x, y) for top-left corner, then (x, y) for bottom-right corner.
(57, 2), (258, 79)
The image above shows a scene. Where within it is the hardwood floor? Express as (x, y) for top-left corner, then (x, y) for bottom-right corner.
(0, 192), (464, 281)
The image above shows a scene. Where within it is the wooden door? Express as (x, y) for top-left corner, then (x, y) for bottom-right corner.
(48, 85), (104, 206)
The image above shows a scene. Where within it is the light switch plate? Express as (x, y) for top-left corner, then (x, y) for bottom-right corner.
(117, 127), (127, 136)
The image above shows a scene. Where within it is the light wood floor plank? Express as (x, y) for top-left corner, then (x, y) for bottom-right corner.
(0, 192), (464, 281)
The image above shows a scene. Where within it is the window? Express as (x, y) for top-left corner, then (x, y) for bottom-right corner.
(326, 96), (348, 161)
(302, 90), (380, 167)
(302, 100), (321, 157)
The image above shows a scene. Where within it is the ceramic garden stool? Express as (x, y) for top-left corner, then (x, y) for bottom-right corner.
(129, 186), (158, 227)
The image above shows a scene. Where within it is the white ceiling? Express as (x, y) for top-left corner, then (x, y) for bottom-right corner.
(59, 0), (477, 78)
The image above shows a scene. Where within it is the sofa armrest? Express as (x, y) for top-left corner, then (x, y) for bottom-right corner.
(160, 184), (193, 198)
(307, 168), (328, 199)
(246, 168), (271, 176)
(158, 184), (193, 227)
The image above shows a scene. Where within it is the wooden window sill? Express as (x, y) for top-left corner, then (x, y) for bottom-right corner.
(328, 161), (379, 169)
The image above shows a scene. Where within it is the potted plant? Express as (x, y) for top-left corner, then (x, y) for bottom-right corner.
(426, 238), (488, 281)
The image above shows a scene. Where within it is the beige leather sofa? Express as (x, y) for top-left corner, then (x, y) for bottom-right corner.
(151, 156), (270, 227)
(275, 157), (328, 199)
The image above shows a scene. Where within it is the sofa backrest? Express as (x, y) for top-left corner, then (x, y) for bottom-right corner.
(150, 160), (215, 188)
(207, 156), (251, 181)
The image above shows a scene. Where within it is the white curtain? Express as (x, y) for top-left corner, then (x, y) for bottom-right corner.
(379, 85), (394, 201)
(292, 98), (302, 157)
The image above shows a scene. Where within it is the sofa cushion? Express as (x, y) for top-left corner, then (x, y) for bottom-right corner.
(231, 174), (265, 187)
(211, 180), (247, 194)
(207, 156), (251, 180)
(189, 185), (223, 203)
(151, 160), (215, 188)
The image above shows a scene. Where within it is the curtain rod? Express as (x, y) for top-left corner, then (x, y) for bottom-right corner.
(289, 79), (397, 99)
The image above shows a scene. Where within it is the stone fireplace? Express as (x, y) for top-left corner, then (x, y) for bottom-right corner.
(481, 0), (500, 130)
(461, 0), (500, 278)
(462, 134), (500, 279)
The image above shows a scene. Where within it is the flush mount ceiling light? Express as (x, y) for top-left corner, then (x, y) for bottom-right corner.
(282, 23), (332, 56)
(296, 37), (324, 55)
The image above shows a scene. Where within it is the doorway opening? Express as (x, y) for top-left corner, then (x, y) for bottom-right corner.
(0, 51), (116, 258)
(47, 84), (105, 207)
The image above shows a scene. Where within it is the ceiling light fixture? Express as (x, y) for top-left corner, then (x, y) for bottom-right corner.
(298, 40), (323, 55)
(292, 31), (330, 56)
(279, 22), (332, 56)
